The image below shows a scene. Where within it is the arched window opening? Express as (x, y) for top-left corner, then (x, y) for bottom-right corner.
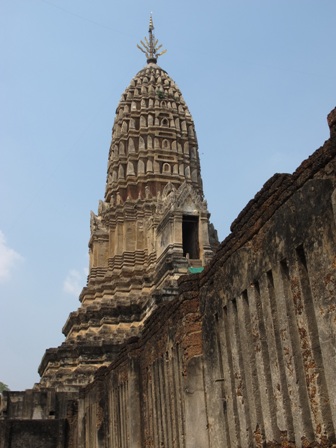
(182, 215), (199, 259)
(162, 139), (169, 149)
(163, 163), (171, 174)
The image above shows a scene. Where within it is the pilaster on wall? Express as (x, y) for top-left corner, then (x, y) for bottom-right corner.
(201, 131), (336, 447)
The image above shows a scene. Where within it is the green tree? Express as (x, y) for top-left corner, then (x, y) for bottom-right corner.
(0, 382), (10, 393)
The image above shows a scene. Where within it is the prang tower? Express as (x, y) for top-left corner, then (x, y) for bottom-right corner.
(38, 17), (217, 391)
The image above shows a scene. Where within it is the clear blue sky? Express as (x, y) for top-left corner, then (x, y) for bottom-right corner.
(1, 0), (335, 390)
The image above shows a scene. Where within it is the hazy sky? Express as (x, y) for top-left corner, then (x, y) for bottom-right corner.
(1, 0), (335, 390)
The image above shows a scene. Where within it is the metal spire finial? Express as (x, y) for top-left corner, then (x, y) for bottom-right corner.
(137, 15), (167, 64)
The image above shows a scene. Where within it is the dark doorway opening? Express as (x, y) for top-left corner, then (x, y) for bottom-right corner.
(182, 215), (199, 259)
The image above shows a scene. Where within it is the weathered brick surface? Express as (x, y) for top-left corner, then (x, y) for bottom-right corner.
(199, 118), (336, 446)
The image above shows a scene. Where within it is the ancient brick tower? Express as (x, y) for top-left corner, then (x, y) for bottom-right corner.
(37, 17), (217, 391)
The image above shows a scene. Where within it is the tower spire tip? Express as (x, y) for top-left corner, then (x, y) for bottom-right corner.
(137, 15), (167, 64)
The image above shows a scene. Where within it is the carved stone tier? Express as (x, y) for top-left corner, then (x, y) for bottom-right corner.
(105, 63), (204, 204)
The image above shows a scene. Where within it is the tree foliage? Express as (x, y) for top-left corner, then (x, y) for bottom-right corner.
(0, 382), (10, 393)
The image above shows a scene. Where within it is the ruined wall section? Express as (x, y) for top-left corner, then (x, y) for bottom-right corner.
(201, 110), (336, 447)
(0, 390), (78, 448)
(0, 419), (68, 448)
